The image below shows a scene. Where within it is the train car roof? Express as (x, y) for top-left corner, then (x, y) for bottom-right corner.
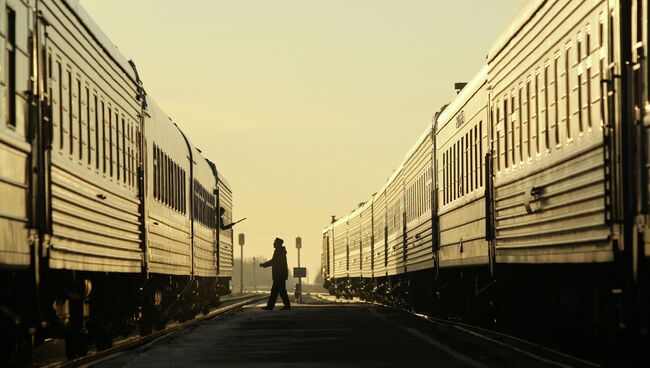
(435, 65), (487, 131)
(63, 0), (137, 83)
(487, 0), (545, 63)
(217, 170), (232, 191)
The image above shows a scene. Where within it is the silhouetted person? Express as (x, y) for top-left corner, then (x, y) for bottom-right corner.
(260, 238), (291, 310)
(219, 207), (234, 230)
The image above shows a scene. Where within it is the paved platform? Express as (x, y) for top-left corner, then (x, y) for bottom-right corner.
(92, 295), (560, 367)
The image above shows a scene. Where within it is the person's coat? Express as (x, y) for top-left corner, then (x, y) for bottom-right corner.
(261, 246), (288, 281)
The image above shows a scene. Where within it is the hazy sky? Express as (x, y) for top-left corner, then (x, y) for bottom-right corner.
(81, 0), (528, 283)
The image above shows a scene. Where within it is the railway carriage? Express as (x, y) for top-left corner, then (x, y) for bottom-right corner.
(0, 0), (235, 363)
(322, 0), (649, 349)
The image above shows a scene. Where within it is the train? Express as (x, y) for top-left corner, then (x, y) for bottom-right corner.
(322, 0), (649, 353)
(0, 0), (235, 363)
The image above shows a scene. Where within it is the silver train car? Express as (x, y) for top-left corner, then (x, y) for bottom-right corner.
(323, 0), (649, 348)
(0, 0), (234, 362)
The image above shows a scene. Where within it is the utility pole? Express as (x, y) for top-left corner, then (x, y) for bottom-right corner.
(238, 233), (245, 294)
(296, 236), (302, 303)
(252, 256), (256, 291)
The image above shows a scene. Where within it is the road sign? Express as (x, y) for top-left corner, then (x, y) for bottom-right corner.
(293, 267), (306, 278)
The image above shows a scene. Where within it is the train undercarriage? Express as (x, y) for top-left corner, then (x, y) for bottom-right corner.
(327, 260), (649, 362)
(0, 268), (231, 365)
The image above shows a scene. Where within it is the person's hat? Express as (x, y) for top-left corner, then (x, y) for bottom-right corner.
(274, 237), (284, 246)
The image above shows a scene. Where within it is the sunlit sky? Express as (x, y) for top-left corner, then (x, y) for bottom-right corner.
(81, 0), (528, 283)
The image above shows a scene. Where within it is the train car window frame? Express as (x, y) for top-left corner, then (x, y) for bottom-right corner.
(68, 69), (73, 156)
(94, 94), (99, 170)
(544, 61), (551, 151)
(553, 53), (560, 147)
(478, 120), (483, 187)
(565, 42), (573, 142)
(5, 7), (16, 129)
(503, 98), (509, 168)
(495, 106), (501, 172)
(525, 79), (531, 159)
(585, 25), (593, 130)
(77, 78), (82, 160)
(577, 32), (584, 135)
(534, 70), (541, 155)
(518, 85), (524, 162)
(510, 92), (521, 168)
(115, 111), (121, 182)
(122, 117), (127, 183)
(58, 61), (64, 151)
(85, 86), (91, 165)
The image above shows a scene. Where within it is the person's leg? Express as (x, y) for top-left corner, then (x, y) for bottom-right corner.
(279, 281), (291, 308)
(267, 281), (279, 309)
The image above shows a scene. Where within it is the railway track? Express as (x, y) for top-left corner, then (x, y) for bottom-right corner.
(316, 294), (600, 368)
(37, 294), (268, 368)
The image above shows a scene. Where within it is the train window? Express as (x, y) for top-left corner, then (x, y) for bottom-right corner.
(153, 146), (158, 199)
(465, 133), (470, 193)
(577, 34), (584, 133)
(130, 124), (134, 187)
(503, 98), (509, 168)
(94, 95), (99, 169)
(175, 163), (179, 211)
(554, 55), (560, 146)
(78, 79), (82, 160)
(108, 108), (113, 177)
(525, 81), (531, 159)
(469, 131), (473, 192)
(442, 152), (446, 205)
(102, 102), (107, 174)
(565, 44), (572, 140)
(586, 28), (593, 129)
(122, 118), (127, 183)
(5, 7), (16, 128)
(496, 106), (501, 172)
(478, 120), (480, 187)
(58, 62), (63, 150)
(86, 87), (91, 165)
(163, 151), (167, 203)
(473, 126), (480, 189)
(534, 72), (540, 154)
(458, 136), (465, 198)
(518, 86), (523, 161)
(68, 70), (73, 155)
(544, 63), (550, 150)
(116, 111), (121, 181)
(510, 94), (521, 166)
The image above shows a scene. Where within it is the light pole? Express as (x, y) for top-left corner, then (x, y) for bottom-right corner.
(252, 256), (256, 291)
(238, 233), (245, 294)
(296, 236), (302, 303)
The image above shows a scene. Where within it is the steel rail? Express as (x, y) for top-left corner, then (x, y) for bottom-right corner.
(317, 294), (600, 368)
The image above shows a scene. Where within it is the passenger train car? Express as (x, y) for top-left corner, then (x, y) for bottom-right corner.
(0, 0), (234, 362)
(323, 0), (649, 348)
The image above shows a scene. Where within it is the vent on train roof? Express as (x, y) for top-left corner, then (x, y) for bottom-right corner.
(454, 82), (467, 94)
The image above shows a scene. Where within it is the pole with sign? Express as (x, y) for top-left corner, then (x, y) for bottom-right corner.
(238, 233), (245, 294)
(295, 237), (302, 302)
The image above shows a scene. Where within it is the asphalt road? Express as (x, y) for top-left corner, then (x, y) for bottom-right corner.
(91, 295), (565, 368)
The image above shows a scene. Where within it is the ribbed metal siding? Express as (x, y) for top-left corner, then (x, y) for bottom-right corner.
(489, 0), (612, 263)
(217, 181), (233, 278)
(404, 133), (434, 272)
(43, 0), (142, 273)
